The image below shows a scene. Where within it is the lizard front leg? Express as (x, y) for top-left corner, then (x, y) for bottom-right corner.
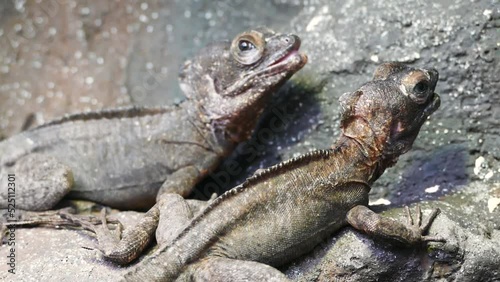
(64, 193), (214, 265)
(67, 206), (160, 265)
(56, 164), (213, 264)
(91, 163), (217, 264)
(346, 204), (445, 245)
(157, 165), (203, 198)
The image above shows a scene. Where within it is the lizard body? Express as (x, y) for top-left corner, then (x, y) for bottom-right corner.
(0, 27), (307, 210)
(0, 106), (217, 210)
(71, 63), (443, 281)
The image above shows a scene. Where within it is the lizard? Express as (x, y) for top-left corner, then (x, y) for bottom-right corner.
(0, 27), (307, 211)
(64, 62), (443, 281)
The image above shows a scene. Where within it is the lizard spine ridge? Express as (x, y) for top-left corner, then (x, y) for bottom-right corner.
(35, 106), (175, 130)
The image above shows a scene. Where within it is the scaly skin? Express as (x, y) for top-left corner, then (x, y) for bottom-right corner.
(132, 63), (442, 281)
(64, 63), (444, 282)
(0, 27), (307, 211)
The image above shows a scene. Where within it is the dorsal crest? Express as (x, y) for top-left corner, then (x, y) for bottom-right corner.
(175, 149), (334, 240)
(34, 107), (174, 130)
(241, 149), (333, 189)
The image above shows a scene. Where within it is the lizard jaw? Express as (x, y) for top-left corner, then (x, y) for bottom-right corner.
(221, 51), (307, 97)
(423, 93), (440, 117)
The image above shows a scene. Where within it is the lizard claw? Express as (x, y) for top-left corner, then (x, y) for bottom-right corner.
(420, 207), (440, 234)
(404, 204), (444, 243)
(58, 208), (123, 234)
(59, 211), (100, 232)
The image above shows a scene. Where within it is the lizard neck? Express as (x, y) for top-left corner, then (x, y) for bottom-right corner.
(332, 133), (387, 186)
(180, 100), (237, 155)
(185, 93), (272, 147)
(211, 92), (272, 145)
(334, 111), (394, 185)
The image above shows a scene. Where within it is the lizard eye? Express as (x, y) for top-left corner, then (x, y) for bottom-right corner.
(238, 40), (255, 51)
(413, 81), (429, 95)
(402, 70), (433, 104)
(408, 79), (431, 103)
(231, 31), (265, 65)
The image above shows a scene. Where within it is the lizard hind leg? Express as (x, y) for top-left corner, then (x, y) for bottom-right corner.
(61, 207), (160, 265)
(0, 153), (74, 211)
(188, 257), (290, 282)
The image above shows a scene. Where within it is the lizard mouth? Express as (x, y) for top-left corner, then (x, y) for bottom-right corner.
(222, 48), (307, 97)
(254, 34), (308, 78)
(404, 91), (440, 130)
(256, 50), (308, 77)
(423, 92), (440, 117)
(266, 37), (308, 73)
(270, 48), (305, 66)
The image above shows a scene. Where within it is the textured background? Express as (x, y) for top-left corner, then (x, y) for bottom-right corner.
(0, 0), (499, 281)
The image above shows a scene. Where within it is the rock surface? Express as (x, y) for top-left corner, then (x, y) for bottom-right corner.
(0, 0), (499, 281)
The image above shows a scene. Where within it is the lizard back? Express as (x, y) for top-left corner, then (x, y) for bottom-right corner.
(125, 144), (372, 281)
(0, 105), (223, 209)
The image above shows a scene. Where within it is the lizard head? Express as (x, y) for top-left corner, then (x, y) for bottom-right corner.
(179, 27), (307, 142)
(339, 62), (440, 166)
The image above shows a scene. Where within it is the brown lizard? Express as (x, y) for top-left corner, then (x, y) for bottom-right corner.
(0, 27), (307, 211)
(64, 62), (443, 282)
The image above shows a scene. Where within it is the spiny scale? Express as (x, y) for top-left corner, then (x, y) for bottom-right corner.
(36, 107), (174, 130)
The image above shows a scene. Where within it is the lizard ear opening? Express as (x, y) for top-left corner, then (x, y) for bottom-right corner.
(339, 90), (363, 128)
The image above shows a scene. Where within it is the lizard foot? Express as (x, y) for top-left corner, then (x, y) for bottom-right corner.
(59, 208), (123, 235)
(404, 204), (446, 243)
(62, 208), (160, 265)
(60, 208), (129, 258)
(2, 207), (119, 230)
(1, 207), (121, 243)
